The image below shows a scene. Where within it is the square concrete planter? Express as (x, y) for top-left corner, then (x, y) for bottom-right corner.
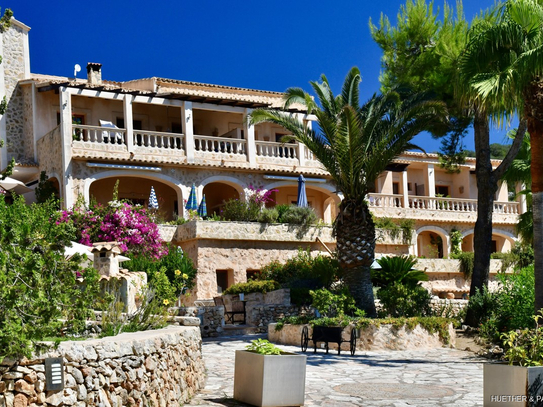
(233, 350), (307, 407)
(484, 363), (543, 406)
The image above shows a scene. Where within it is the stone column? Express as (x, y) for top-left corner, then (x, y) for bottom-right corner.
(401, 170), (409, 208)
(59, 87), (74, 209)
(182, 101), (195, 163)
(244, 108), (256, 166)
(519, 183), (528, 214)
(123, 94), (134, 153)
(427, 164), (436, 197)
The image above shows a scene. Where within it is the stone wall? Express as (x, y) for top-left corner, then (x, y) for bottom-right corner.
(268, 322), (456, 351)
(430, 298), (468, 317)
(3, 21), (31, 163)
(248, 305), (314, 333)
(176, 306), (225, 338)
(0, 326), (205, 407)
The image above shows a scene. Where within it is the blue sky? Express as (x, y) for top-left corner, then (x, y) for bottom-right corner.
(14, 0), (512, 152)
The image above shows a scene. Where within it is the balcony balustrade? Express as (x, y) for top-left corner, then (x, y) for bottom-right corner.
(134, 129), (184, 150)
(367, 193), (520, 215)
(255, 141), (298, 159)
(194, 134), (246, 155)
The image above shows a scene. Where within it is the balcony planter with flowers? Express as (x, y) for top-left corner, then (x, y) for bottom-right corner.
(234, 339), (306, 407)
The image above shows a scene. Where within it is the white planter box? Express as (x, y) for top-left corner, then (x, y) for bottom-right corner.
(484, 363), (543, 406)
(234, 350), (306, 407)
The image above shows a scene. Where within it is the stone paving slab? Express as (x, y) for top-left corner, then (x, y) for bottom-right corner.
(185, 334), (484, 407)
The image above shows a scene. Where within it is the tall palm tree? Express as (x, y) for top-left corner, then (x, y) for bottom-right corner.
(502, 131), (533, 245)
(459, 0), (543, 311)
(250, 67), (445, 316)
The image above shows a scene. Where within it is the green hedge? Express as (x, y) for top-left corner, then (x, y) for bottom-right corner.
(223, 280), (280, 295)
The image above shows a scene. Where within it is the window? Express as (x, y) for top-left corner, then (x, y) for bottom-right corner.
(246, 270), (259, 281)
(116, 118), (142, 130)
(171, 122), (182, 134)
(216, 270), (228, 294)
(393, 182), (400, 195)
(435, 185), (449, 196)
(408, 183), (412, 192)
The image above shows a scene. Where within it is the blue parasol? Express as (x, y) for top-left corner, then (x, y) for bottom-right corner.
(148, 186), (158, 209)
(186, 184), (198, 211)
(296, 174), (308, 207)
(197, 195), (207, 217)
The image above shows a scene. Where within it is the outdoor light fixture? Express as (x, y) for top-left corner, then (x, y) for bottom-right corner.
(45, 358), (64, 391)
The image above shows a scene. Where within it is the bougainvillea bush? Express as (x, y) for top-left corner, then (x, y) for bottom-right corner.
(59, 199), (167, 259)
(0, 196), (100, 360)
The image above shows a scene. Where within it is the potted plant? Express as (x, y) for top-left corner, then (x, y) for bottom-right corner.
(234, 339), (306, 407)
(484, 314), (543, 406)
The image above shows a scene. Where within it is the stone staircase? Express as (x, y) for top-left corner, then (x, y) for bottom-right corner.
(221, 324), (259, 336)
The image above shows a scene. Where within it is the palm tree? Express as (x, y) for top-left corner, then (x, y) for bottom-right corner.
(459, 0), (543, 311)
(502, 130), (533, 245)
(250, 67), (445, 316)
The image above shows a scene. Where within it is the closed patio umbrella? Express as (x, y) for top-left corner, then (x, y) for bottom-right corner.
(296, 174), (308, 207)
(186, 184), (198, 211)
(0, 176), (32, 194)
(197, 195), (207, 218)
(148, 186), (159, 210)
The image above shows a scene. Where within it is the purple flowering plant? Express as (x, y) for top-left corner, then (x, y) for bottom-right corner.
(58, 198), (167, 259)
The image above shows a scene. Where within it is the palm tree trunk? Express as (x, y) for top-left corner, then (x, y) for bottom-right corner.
(464, 113), (498, 326)
(524, 79), (543, 313)
(335, 200), (377, 317)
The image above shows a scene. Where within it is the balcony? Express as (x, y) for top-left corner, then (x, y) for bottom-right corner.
(368, 193), (520, 223)
(69, 124), (324, 172)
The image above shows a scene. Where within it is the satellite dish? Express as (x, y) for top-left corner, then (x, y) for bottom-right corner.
(74, 64), (81, 78)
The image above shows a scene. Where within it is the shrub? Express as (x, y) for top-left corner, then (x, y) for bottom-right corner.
(469, 265), (535, 341)
(246, 339), (282, 355)
(278, 206), (317, 226)
(258, 249), (339, 289)
(450, 251), (474, 278)
(310, 288), (363, 318)
(0, 197), (100, 360)
(502, 313), (543, 366)
(258, 207), (279, 223)
(377, 283), (432, 318)
(375, 217), (414, 244)
(59, 198), (166, 259)
(221, 198), (261, 222)
(491, 243), (534, 271)
(223, 280), (280, 295)
(123, 244), (197, 300)
(371, 255), (428, 288)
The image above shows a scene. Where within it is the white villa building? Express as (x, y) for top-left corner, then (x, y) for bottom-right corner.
(1, 19), (524, 301)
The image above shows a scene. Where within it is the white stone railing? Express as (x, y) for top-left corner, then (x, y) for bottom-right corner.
(194, 134), (246, 155)
(255, 141), (298, 159)
(134, 129), (184, 150)
(368, 194), (520, 214)
(407, 196), (478, 211)
(367, 193), (403, 208)
(73, 124), (127, 146)
(493, 201), (520, 214)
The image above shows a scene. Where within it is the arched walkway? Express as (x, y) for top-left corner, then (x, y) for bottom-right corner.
(416, 226), (450, 258)
(87, 174), (182, 221)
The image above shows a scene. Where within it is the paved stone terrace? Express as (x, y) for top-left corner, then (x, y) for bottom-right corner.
(186, 334), (484, 407)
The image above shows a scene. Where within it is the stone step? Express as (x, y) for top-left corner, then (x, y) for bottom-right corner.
(221, 324), (259, 336)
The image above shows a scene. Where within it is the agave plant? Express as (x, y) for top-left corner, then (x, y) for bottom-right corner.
(372, 255), (428, 289)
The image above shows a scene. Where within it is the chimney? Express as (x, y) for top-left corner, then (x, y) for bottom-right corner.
(86, 62), (102, 85)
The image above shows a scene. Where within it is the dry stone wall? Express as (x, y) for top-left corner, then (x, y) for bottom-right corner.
(0, 326), (205, 407)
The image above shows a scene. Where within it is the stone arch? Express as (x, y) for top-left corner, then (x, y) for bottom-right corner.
(461, 228), (517, 253)
(84, 171), (183, 220)
(415, 225), (450, 258)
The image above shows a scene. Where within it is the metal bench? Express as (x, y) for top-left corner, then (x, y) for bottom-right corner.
(213, 296), (246, 325)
